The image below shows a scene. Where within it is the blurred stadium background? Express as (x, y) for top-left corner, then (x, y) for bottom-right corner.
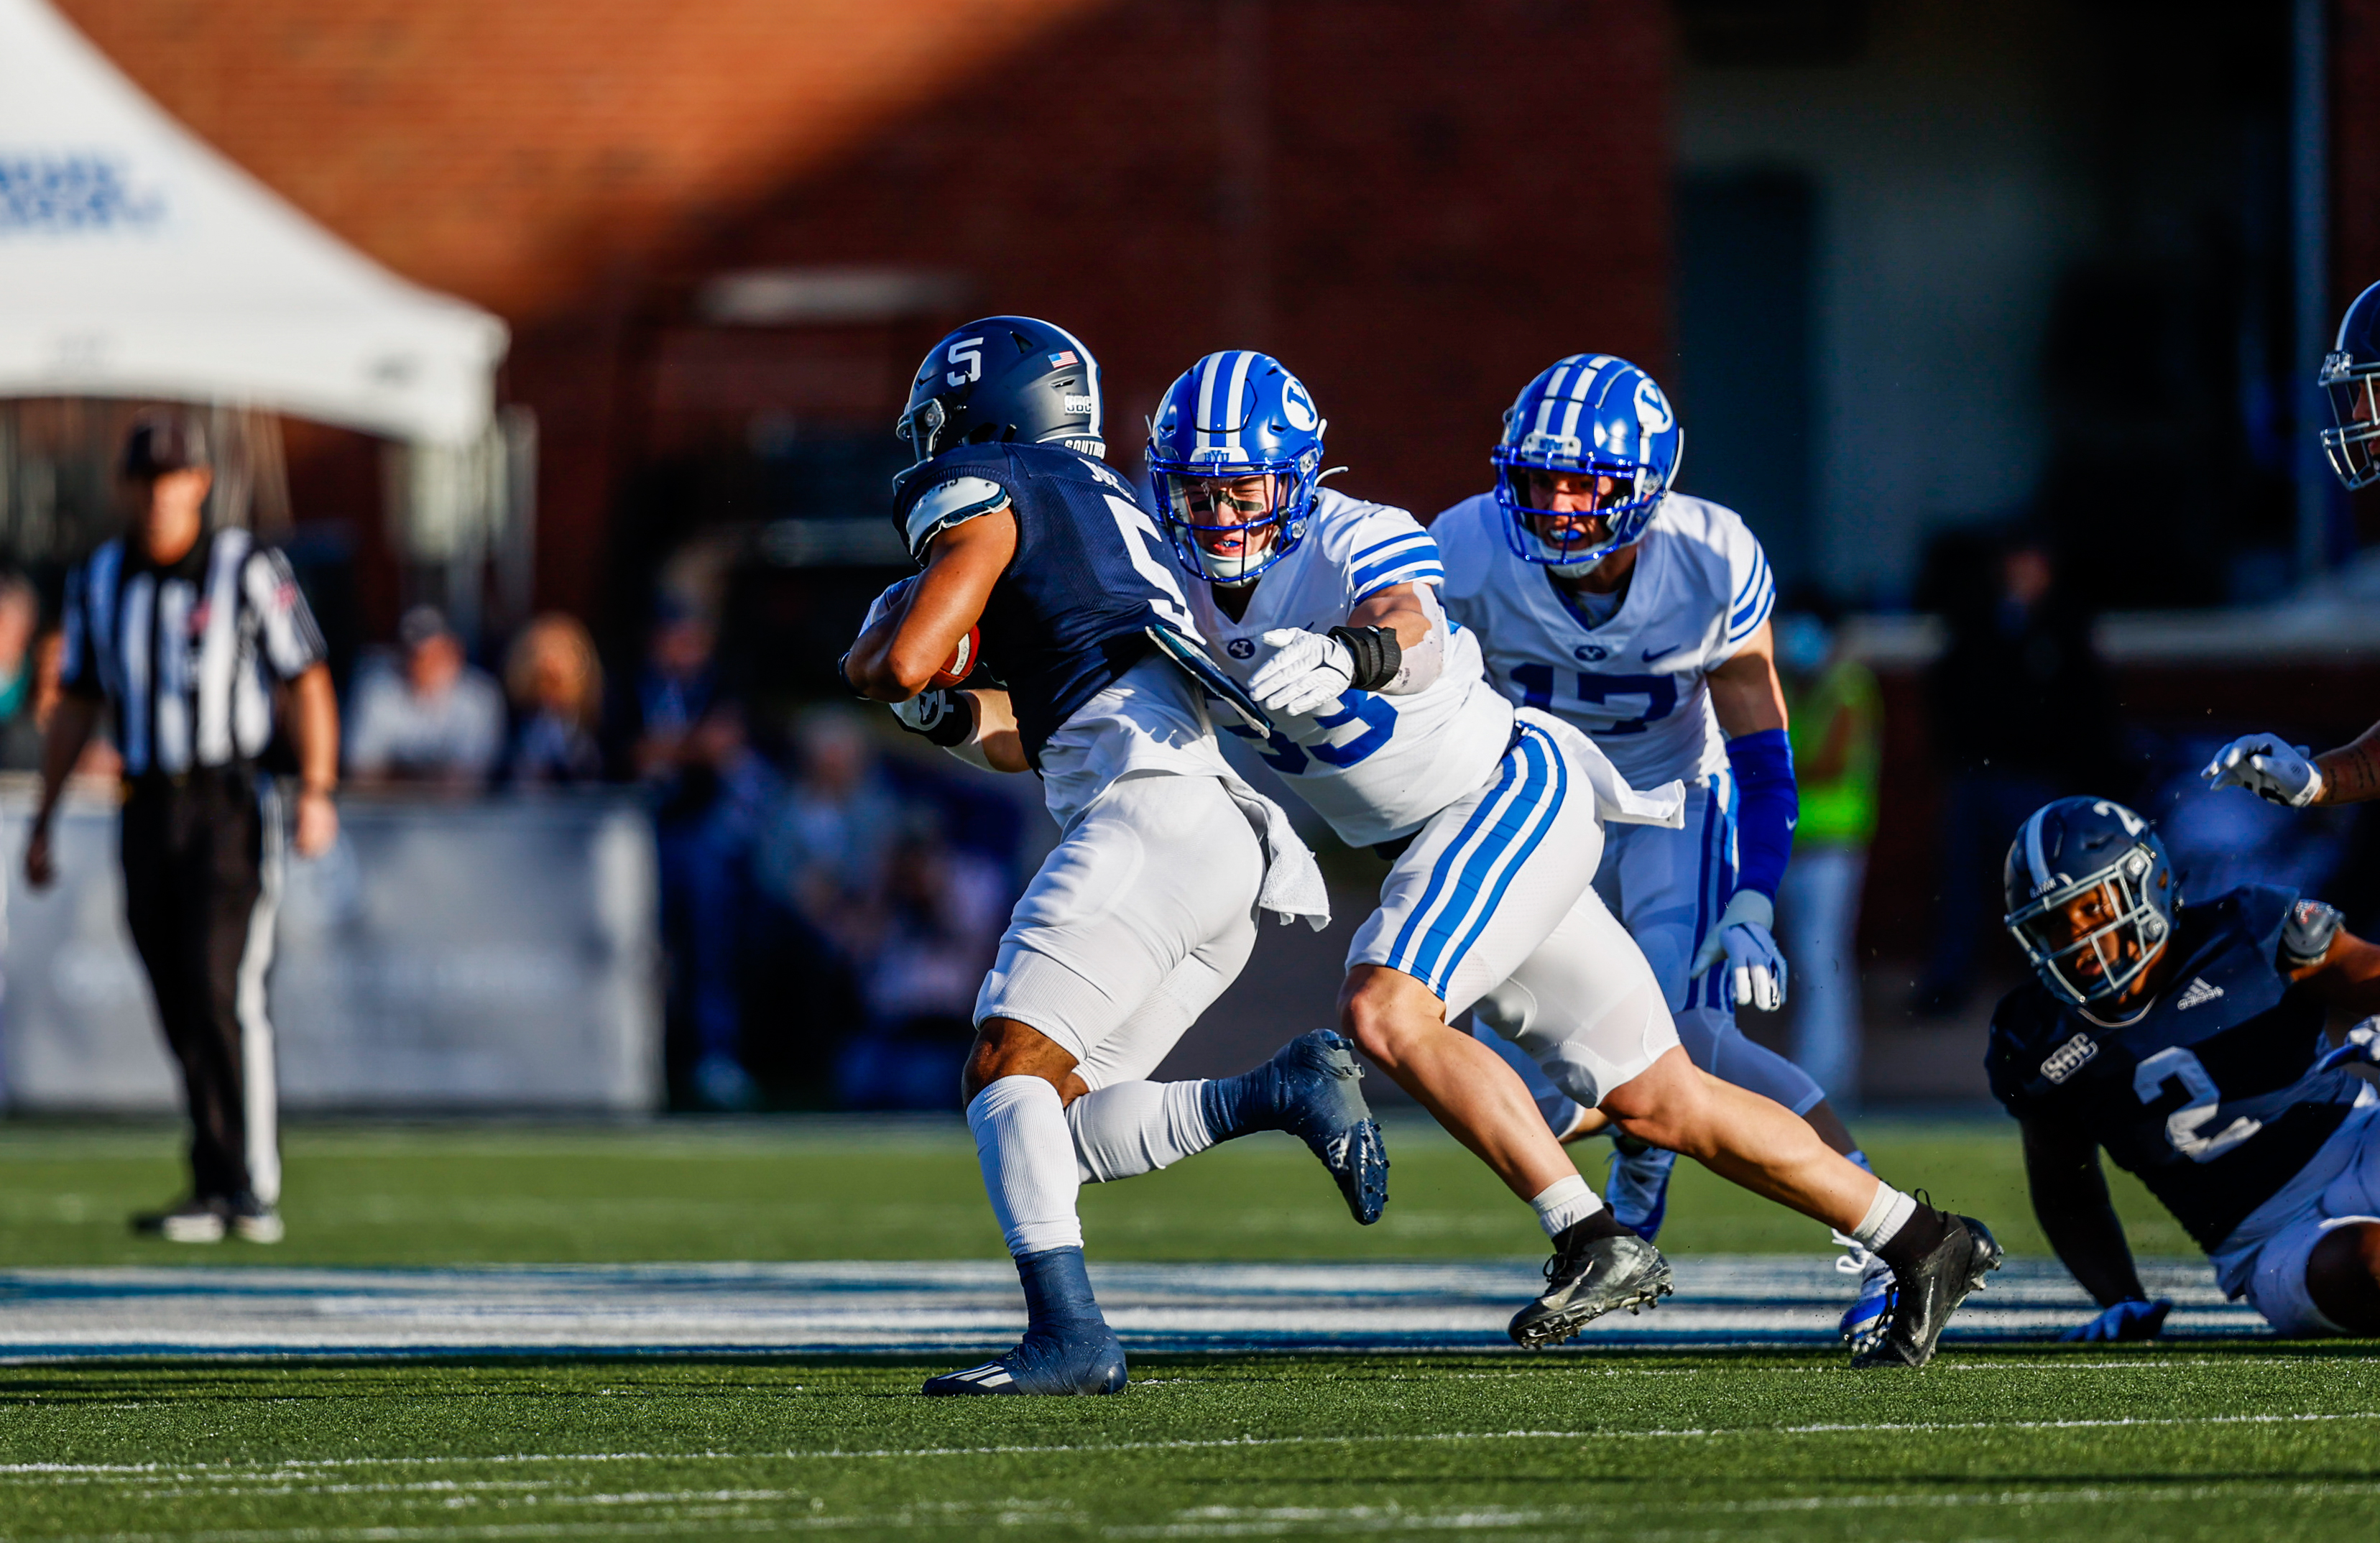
(1, 0), (2378, 1127)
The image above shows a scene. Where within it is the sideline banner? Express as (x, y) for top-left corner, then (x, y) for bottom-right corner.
(0, 787), (661, 1111)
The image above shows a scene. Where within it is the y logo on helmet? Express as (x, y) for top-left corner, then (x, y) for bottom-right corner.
(1280, 378), (1319, 432)
(1633, 377), (1674, 436)
(945, 337), (984, 388)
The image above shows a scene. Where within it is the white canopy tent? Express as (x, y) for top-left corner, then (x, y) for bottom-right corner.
(0, 0), (507, 445)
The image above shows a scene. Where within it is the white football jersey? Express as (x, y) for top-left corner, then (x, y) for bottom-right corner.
(1434, 490), (1776, 789)
(1186, 487), (1515, 847)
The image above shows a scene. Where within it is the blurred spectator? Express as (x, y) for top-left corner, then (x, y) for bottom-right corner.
(636, 602), (778, 1111)
(624, 601), (719, 783)
(835, 807), (1010, 1110)
(346, 606), (504, 789)
(503, 613), (606, 786)
(754, 706), (904, 954)
(1776, 602), (1880, 1105)
(0, 577), (44, 768)
(1912, 533), (2121, 1014)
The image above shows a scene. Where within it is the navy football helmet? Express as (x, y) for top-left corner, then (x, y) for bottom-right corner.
(894, 317), (1104, 494)
(1492, 355), (1682, 571)
(2321, 280), (2380, 490)
(1147, 349), (1329, 586)
(2003, 797), (2180, 1007)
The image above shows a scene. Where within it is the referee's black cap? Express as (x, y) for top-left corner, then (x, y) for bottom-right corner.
(121, 410), (210, 479)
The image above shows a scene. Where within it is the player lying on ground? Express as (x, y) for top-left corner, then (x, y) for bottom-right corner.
(1989, 796), (2380, 1339)
(1148, 349), (1998, 1367)
(1434, 354), (1901, 1344)
(2204, 280), (2380, 808)
(842, 317), (1388, 1397)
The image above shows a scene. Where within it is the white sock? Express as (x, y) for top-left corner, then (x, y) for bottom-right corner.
(1529, 1174), (1605, 1238)
(1849, 1179), (1917, 1248)
(967, 1075), (1084, 1258)
(1066, 1079), (1221, 1184)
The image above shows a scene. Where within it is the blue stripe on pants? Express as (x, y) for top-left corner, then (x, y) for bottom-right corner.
(1386, 736), (1543, 987)
(1428, 727), (1570, 998)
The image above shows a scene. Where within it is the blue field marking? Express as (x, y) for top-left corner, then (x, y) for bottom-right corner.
(0, 1257), (2264, 1361)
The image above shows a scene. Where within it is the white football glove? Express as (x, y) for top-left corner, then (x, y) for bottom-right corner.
(2203, 734), (2323, 808)
(1247, 628), (1355, 717)
(1688, 890), (1789, 1011)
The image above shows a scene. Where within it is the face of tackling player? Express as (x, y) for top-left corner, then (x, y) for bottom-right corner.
(1171, 471), (1291, 582)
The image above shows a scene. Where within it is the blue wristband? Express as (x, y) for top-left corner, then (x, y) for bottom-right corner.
(1727, 727), (1797, 901)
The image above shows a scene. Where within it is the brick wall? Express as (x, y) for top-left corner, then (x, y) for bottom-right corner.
(659, 0), (1674, 536)
(55, 0), (1673, 628)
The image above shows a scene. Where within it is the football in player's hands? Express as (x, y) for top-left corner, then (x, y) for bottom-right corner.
(930, 627), (980, 688)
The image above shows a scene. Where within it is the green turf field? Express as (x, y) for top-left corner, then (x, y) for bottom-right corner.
(2, 1118), (2362, 1542)
(7, 1350), (2378, 1540)
(0, 1115), (2196, 1265)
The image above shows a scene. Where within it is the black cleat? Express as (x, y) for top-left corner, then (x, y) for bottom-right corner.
(1852, 1212), (2002, 1369)
(1264, 1031), (1390, 1225)
(1508, 1224), (1673, 1348)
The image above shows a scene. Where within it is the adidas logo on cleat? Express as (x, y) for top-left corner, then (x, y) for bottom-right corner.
(941, 1363), (1015, 1389)
(2176, 977), (2224, 1010)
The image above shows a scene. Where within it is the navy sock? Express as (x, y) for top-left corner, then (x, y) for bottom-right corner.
(1199, 1063), (1282, 1143)
(1015, 1245), (1109, 1335)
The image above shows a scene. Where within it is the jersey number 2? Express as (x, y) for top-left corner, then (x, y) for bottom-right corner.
(2133, 1046), (2263, 1163)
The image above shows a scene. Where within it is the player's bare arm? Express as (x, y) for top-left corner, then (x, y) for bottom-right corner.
(1705, 619), (1788, 736)
(844, 509), (1016, 699)
(2201, 720), (2380, 808)
(2019, 1118), (2148, 1305)
(1345, 581), (1432, 650)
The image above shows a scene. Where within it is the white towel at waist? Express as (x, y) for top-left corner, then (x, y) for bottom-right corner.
(1217, 770), (1332, 931)
(1516, 706), (1687, 830)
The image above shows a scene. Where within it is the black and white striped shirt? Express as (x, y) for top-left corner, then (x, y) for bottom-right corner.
(60, 528), (328, 777)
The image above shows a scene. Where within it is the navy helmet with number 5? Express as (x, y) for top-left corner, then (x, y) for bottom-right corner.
(1147, 350), (1329, 587)
(894, 316), (1105, 497)
(1492, 354), (1682, 571)
(2003, 796), (2180, 1005)
(2322, 280), (2380, 489)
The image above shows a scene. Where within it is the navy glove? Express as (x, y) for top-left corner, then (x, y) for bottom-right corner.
(2315, 1020), (2380, 1075)
(2060, 1296), (2171, 1342)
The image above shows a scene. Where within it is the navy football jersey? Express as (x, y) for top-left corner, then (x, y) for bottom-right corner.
(1986, 885), (2366, 1251)
(893, 441), (1201, 765)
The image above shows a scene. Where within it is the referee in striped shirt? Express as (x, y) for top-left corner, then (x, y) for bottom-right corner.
(24, 411), (341, 1244)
